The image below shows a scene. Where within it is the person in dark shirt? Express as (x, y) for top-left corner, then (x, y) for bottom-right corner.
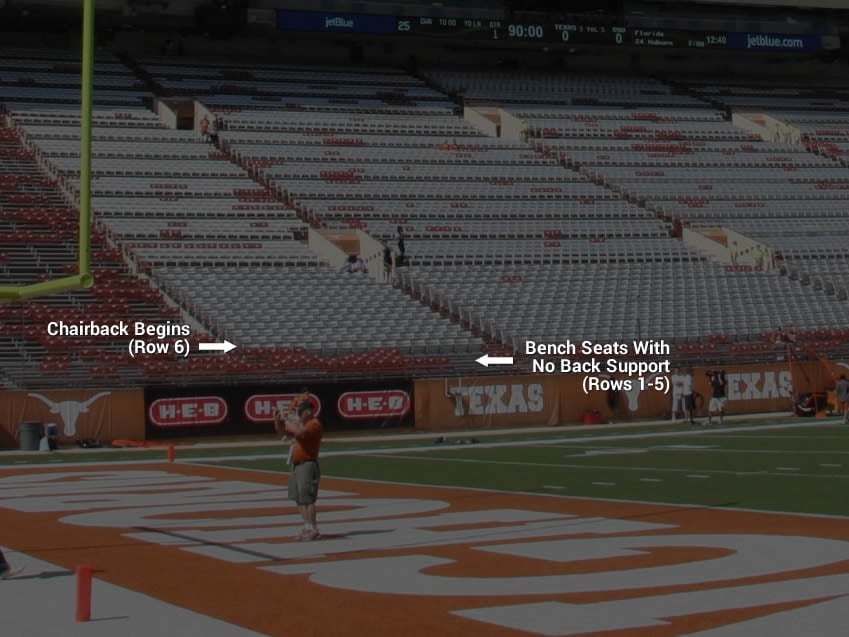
(707, 370), (727, 425)
(836, 375), (849, 424)
(382, 240), (393, 282)
(209, 116), (220, 147)
(340, 254), (367, 274)
(395, 226), (406, 267)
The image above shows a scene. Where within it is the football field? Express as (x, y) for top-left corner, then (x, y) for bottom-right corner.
(2, 418), (849, 637)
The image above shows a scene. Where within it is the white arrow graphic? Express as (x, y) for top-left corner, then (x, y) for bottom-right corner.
(198, 340), (237, 354)
(476, 354), (514, 368)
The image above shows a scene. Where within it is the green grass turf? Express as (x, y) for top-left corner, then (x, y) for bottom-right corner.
(206, 421), (849, 518)
(4, 418), (846, 516)
(0, 419), (798, 467)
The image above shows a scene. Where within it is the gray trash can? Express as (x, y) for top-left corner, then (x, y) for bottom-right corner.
(18, 421), (43, 451)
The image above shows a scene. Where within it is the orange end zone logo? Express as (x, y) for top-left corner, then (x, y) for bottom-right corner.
(3, 466), (849, 637)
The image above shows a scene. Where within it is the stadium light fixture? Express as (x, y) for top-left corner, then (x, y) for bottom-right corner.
(0, 0), (96, 303)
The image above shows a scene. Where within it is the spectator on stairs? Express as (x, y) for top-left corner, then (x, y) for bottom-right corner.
(200, 115), (210, 142)
(395, 226), (406, 267)
(754, 245), (766, 270)
(209, 116), (219, 147)
(383, 240), (393, 282)
(340, 254), (368, 274)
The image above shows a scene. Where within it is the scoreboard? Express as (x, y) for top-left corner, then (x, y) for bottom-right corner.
(277, 10), (827, 53)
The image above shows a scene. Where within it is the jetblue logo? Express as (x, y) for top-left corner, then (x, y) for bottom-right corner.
(325, 16), (354, 29)
(747, 34), (804, 49)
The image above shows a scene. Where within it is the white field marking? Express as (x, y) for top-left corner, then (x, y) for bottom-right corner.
(454, 574), (849, 636)
(550, 444), (648, 451)
(371, 453), (849, 482)
(659, 444), (718, 449)
(569, 448), (649, 457)
(543, 485), (567, 490)
(179, 459), (849, 522)
(558, 444), (848, 456)
(688, 475), (710, 479)
(707, 433), (846, 440)
(639, 478), (663, 483)
(821, 464), (842, 468)
(678, 594), (849, 637)
(776, 467), (801, 471)
(194, 421), (831, 464)
(0, 545), (267, 637)
(1, 420), (831, 471)
(653, 448), (849, 456)
(592, 482), (616, 487)
(679, 449), (849, 455)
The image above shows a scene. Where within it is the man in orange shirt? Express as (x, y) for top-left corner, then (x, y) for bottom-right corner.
(276, 389), (310, 435)
(282, 400), (323, 540)
(274, 389), (311, 464)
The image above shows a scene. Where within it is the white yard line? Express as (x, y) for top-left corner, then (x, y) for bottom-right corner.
(179, 461), (849, 522)
(705, 433), (845, 440)
(558, 447), (849, 457)
(687, 449), (849, 455)
(369, 453), (848, 482)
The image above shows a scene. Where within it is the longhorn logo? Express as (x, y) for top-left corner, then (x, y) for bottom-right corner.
(26, 392), (112, 436)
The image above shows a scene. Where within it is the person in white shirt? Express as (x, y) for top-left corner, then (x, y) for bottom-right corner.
(671, 367), (685, 422)
(682, 368), (696, 425)
(209, 116), (221, 148)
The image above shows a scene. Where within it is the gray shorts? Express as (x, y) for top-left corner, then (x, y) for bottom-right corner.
(709, 397), (727, 412)
(288, 461), (320, 505)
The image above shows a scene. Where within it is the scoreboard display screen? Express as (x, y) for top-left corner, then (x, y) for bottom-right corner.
(277, 9), (826, 53)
